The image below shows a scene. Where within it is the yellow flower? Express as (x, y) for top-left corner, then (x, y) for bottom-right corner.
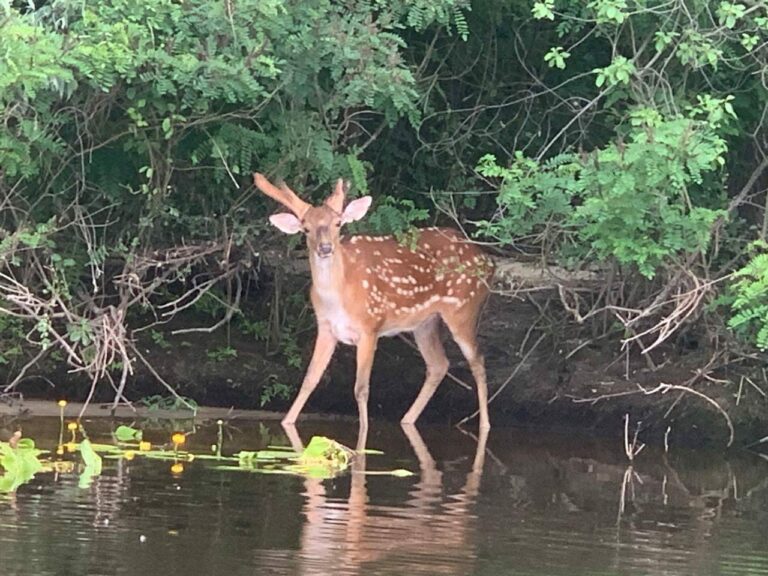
(171, 432), (186, 446)
(67, 422), (78, 432)
(57, 400), (67, 408)
(65, 442), (77, 453)
(124, 450), (136, 461)
(56, 445), (65, 456)
(139, 441), (152, 451)
(170, 462), (184, 475)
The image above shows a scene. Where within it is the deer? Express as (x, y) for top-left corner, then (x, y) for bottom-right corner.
(254, 172), (494, 435)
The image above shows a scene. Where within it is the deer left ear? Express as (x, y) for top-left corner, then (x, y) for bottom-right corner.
(269, 212), (303, 234)
(341, 196), (372, 224)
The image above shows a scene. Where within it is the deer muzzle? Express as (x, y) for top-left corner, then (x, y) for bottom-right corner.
(317, 242), (333, 258)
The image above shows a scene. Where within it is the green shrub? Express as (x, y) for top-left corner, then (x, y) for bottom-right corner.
(728, 242), (768, 350)
(477, 114), (728, 278)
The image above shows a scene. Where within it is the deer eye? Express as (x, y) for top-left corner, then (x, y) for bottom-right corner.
(334, 221), (342, 228)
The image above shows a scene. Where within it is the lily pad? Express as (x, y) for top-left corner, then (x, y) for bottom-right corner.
(114, 425), (143, 442)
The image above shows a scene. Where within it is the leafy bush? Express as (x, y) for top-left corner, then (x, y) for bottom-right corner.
(728, 242), (768, 350)
(0, 0), (469, 396)
(364, 197), (431, 236)
(478, 114), (728, 278)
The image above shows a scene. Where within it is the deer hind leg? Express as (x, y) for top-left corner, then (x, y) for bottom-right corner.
(443, 308), (490, 430)
(401, 315), (450, 426)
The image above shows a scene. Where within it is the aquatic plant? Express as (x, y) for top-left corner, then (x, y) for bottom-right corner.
(0, 438), (45, 493)
(114, 425), (143, 442)
(1, 421), (412, 493)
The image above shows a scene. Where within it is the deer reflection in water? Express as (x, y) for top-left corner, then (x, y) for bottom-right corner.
(283, 424), (488, 576)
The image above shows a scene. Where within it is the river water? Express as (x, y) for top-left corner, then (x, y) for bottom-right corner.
(0, 417), (766, 575)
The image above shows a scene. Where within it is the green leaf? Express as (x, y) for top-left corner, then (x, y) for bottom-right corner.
(114, 425), (143, 442)
(544, 47), (570, 69)
(595, 72), (606, 87)
(740, 34), (759, 51)
(532, 1), (555, 20)
(0, 440), (44, 493)
(79, 439), (103, 475)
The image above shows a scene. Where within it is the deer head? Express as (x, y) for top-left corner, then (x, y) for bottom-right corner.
(254, 173), (372, 260)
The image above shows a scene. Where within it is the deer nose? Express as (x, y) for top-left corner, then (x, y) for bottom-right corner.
(317, 243), (333, 257)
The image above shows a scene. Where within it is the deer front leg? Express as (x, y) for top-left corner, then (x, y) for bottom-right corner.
(282, 324), (337, 426)
(354, 333), (378, 448)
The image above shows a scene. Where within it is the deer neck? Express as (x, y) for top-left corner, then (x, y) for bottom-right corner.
(309, 246), (346, 301)
(309, 245), (362, 344)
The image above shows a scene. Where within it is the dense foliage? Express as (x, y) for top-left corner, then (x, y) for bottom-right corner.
(0, 0), (469, 397)
(1, 0), (767, 403)
(368, 1), (766, 364)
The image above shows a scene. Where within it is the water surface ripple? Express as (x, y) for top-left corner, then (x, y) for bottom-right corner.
(0, 418), (766, 575)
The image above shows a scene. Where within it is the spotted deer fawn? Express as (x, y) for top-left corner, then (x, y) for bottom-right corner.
(254, 173), (494, 431)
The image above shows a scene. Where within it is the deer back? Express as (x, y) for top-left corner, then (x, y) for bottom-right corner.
(312, 227), (493, 343)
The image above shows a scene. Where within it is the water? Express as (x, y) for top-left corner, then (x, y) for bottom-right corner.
(1, 416), (767, 576)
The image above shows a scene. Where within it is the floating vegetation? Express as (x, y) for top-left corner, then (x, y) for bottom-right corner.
(0, 438), (45, 493)
(78, 438), (103, 488)
(115, 425), (143, 442)
(227, 436), (355, 478)
(0, 419), (413, 493)
(294, 435), (353, 477)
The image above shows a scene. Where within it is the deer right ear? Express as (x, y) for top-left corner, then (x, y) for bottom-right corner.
(269, 213), (303, 234)
(341, 196), (372, 224)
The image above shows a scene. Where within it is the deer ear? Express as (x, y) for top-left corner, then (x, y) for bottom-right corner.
(341, 196), (372, 224)
(269, 213), (303, 234)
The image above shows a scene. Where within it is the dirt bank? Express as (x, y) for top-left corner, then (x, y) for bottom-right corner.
(1, 273), (765, 449)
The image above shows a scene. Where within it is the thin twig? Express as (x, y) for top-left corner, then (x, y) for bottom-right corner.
(571, 382), (734, 447)
(130, 344), (198, 413)
(3, 347), (49, 393)
(397, 334), (472, 391)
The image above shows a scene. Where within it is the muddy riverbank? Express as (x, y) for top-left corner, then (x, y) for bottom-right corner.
(2, 290), (765, 450)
